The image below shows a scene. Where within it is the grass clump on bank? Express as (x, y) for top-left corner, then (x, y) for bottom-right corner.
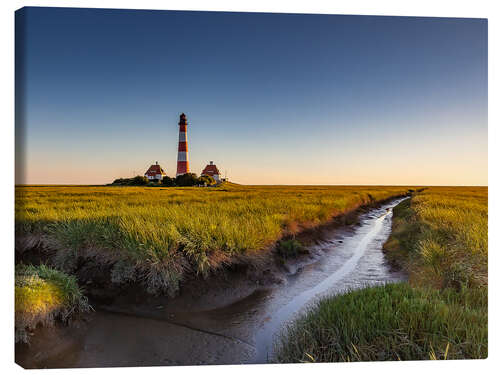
(15, 264), (90, 343)
(383, 187), (487, 289)
(276, 239), (308, 260)
(15, 184), (409, 295)
(275, 283), (487, 362)
(276, 187), (487, 362)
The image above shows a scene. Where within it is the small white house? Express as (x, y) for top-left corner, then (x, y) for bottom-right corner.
(144, 161), (167, 182)
(201, 161), (221, 183)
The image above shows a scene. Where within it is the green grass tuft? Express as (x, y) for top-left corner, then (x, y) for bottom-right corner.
(15, 264), (90, 343)
(276, 239), (307, 260)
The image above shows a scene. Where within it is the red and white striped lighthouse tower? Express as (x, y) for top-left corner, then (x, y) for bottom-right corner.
(176, 113), (189, 176)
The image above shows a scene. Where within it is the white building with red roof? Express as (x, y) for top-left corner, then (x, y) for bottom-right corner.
(144, 161), (167, 182)
(201, 161), (221, 183)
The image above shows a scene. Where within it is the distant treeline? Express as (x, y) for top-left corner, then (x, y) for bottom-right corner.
(110, 173), (216, 187)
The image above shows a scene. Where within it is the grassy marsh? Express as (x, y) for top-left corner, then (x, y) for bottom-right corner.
(384, 186), (487, 288)
(15, 184), (410, 294)
(276, 187), (488, 362)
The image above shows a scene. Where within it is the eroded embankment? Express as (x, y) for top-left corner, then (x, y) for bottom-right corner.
(16, 185), (413, 300)
(16, 195), (409, 368)
(15, 192), (410, 306)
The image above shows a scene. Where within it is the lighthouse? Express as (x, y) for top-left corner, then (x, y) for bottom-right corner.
(176, 113), (189, 176)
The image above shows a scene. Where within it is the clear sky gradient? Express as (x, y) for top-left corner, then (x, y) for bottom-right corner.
(15, 7), (487, 185)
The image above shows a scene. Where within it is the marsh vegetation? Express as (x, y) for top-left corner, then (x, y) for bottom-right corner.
(15, 185), (487, 365)
(15, 184), (409, 295)
(276, 187), (488, 362)
(15, 264), (90, 343)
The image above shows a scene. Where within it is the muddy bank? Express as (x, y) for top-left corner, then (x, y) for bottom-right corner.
(15, 192), (410, 307)
(16, 196), (408, 368)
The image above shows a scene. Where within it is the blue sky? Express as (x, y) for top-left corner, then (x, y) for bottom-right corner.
(15, 7), (487, 185)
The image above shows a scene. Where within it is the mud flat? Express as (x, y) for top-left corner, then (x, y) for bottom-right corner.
(16, 197), (408, 368)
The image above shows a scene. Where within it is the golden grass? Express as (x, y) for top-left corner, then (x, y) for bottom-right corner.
(16, 276), (64, 316)
(15, 183), (410, 294)
(15, 264), (90, 343)
(384, 186), (487, 288)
